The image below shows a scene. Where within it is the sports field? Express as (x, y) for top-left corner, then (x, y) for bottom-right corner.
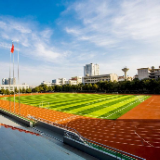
(3, 93), (150, 119)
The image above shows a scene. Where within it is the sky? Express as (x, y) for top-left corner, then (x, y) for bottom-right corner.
(0, 0), (160, 86)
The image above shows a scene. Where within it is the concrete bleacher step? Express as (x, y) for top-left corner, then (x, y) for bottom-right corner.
(0, 125), (97, 160)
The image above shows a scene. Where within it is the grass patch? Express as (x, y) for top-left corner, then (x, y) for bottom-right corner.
(3, 93), (150, 119)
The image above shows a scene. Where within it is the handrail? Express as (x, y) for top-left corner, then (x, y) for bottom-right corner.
(28, 115), (145, 160)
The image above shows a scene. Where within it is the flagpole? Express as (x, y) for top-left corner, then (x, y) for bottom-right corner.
(17, 40), (21, 115)
(9, 51), (11, 112)
(12, 41), (15, 113)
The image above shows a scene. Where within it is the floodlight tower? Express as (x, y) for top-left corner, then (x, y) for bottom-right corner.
(122, 67), (129, 80)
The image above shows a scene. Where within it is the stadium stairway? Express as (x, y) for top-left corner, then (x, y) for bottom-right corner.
(0, 113), (98, 160)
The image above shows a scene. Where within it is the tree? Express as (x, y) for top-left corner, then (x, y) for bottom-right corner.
(6, 89), (10, 95)
(39, 86), (44, 92)
(0, 89), (5, 95)
(88, 83), (92, 90)
(51, 86), (55, 91)
(22, 88), (26, 93)
(43, 85), (48, 92)
(26, 88), (32, 93)
(19, 88), (22, 93)
(32, 87), (40, 93)
(14, 87), (18, 94)
(93, 84), (98, 91)
(48, 86), (52, 92)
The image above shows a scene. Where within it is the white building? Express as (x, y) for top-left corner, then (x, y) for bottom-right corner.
(137, 68), (150, 80)
(65, 80), (77, 85)
(70, 76), (82, 84)
(83, 73), (118, 84)
(0, 84), (29, 92)
(61, 76), (82, 86)
(149, 66), (160, 79)
(137, 66), (160, 80)
(84, 63), (99, 76)
(52, 78), (67, 85)
(118, 76), (133, 81)
(41, 81), (52, 86)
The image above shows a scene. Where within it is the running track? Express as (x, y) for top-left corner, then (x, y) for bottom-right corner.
(0, 94), (160, 160)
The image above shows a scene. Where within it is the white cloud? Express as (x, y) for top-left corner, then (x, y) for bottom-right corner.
(64, 0), (160, 47)
(0, 17), (62, 62)
(1, 1), (160, 85)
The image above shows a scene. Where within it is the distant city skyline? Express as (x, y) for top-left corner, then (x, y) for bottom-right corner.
(0, 0), (160, 85)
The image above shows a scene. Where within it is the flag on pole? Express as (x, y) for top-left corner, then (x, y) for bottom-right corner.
(11, 44), (14, 53)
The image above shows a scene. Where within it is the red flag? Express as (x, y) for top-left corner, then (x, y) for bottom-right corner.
(11, 44), (14, 53)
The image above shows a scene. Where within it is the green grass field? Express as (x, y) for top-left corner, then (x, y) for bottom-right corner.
(4, 93), (150, 119)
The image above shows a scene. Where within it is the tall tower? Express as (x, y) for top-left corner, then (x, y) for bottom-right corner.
(122, 67), (129, 80)
(84, 63), (99, 76)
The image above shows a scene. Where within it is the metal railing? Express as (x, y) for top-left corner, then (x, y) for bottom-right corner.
(28, 115), (145, 160)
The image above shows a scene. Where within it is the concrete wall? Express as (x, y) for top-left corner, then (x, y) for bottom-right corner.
(0, 108), (32, 127)
(63, 136), (117, 160)
(36, 121), (65, 136)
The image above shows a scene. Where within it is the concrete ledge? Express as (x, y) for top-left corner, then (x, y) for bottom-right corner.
(36, 121), (65, 136)
(63, 136), (116, 160)
(0, 108), (33, 127)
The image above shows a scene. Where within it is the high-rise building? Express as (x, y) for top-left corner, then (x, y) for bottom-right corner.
(84, 63), (99, 76)
(1, 78), (16, 85)
(2, 78), (5, 85)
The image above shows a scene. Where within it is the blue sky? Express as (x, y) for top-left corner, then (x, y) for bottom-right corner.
(0, 0), (160, 86)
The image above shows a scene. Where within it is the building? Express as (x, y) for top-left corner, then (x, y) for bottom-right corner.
(118, 76), (133, 81)
(70, 76), (82, 84)
(118, 76), (125, 81)
(0, 84), (29, 92)
(2, 78), (5, 85)
(65, 80), (77, 85)
(2, 78), (16, 85)
(137, 68), (150, 80)
(52, 78), (67, 85)
(41, 81), (52, 86)
(65, 76), (82, 85)
(84, 63), (99, 76)
(137, 66), (160, 80)
(149, 66), (160, 79)
(83, 74), (118, 84)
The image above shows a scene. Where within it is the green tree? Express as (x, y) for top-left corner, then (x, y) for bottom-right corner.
(39, 86), (44, 92)
(6, 89), (10, 95)
(14, 87), (18, 94)
(48, 86), (52, 91)
(22, 88), (26, 93)
(26, 88), (32, 93)
(1, 89), (5, 95)
(43, 85), (48, 92)
(88, 83), (92, 90)
(51, 86), (55, 91)
(93, 84), (98, 91)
